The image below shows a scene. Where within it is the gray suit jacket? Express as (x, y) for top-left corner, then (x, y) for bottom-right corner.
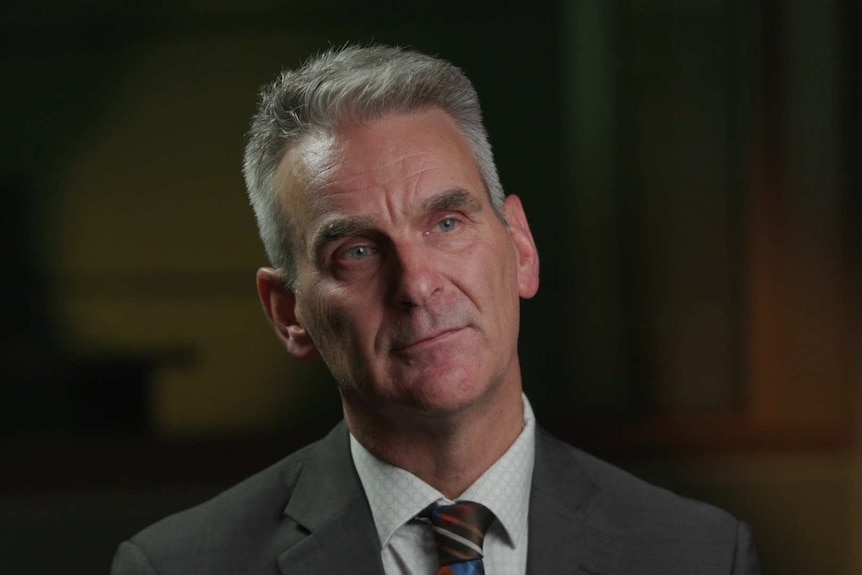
(110, 422), (760, 574)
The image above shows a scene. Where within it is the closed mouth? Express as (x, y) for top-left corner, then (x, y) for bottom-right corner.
(392, 327), (465, 353)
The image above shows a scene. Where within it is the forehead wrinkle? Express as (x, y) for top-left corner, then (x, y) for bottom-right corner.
(306, 163), (339, 191)
(330, 149), (440, 193)
(290, 132), (339, 220)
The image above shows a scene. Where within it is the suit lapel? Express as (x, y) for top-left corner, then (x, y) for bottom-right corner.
(527, 428), (621, 575)
(277, 423), (385, 575)
(274, 423), (622, 575)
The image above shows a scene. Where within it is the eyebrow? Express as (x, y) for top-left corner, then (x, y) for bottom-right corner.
(422, 188), (483, 215)
(309, 188), (484, 259)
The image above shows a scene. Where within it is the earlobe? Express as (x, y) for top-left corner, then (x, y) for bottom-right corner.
(256, 267), (318, 360)
(503, 195), (540, 299)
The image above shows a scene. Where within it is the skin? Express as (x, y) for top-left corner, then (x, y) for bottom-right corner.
(257, 108), (540, 498)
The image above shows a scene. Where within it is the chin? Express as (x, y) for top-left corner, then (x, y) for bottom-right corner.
(393, 365), (497, 415)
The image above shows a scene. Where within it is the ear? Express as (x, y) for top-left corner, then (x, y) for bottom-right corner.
(256, 267), (318, 360)
(503, 195), (540, 299)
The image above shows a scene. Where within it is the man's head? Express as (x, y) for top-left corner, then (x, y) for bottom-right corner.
(243, 45), (506, 290)
(245, 45), (539, 432)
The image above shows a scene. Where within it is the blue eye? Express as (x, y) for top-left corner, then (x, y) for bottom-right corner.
(437, 217), (458, 232)
(342, 245), (373, 260)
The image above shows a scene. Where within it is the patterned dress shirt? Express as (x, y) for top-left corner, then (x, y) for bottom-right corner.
(350, 395), (536, 575)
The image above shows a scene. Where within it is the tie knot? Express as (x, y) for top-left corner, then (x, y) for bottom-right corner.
(427, 501), (495, 567)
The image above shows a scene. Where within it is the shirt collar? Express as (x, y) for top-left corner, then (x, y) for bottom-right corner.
(350, 394), (536, 549)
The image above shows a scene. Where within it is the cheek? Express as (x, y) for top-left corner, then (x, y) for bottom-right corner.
(297, 287), (347, 347)
(484, 243), (522, 325)
(475, 238), (519, 292)
(300, 286), (375, 364)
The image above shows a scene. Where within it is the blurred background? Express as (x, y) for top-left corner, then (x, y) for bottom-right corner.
(1, 0), (859, 573)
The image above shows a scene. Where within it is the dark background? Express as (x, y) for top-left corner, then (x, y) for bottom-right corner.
(2, 1), (859, 573)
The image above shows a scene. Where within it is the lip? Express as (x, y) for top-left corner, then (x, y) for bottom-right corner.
(392, 327), (466, 353)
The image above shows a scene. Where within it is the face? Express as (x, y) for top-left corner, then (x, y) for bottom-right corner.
(266, 108), (539, 423)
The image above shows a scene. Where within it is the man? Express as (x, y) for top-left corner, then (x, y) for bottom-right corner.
(111, 45), (760, 574)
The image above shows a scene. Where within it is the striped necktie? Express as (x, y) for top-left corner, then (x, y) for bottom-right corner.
(426, 501), (496, 575)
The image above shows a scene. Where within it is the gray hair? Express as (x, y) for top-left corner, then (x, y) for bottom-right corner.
(242, 44), (505, 289)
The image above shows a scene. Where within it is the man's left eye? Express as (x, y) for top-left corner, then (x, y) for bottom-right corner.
(437, 217), (459, 232)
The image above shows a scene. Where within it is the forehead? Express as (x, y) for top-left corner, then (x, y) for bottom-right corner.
(276, 109), (485, 239)
(330, 109), (477, 186)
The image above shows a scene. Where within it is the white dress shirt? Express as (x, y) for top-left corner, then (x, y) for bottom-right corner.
(350, 395), (536, 575)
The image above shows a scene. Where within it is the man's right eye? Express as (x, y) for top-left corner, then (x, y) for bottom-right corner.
(337, 244), (376, 262)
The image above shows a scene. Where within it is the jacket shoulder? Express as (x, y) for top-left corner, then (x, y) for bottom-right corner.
(535, 429), (758, 573)
(539, 428), (736, 526)
(111, 433), (331, 574)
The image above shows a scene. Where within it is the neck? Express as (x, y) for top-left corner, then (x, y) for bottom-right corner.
(344, 382), (525, 500)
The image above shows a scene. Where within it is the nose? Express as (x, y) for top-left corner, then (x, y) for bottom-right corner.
(388, 240), (444, 309)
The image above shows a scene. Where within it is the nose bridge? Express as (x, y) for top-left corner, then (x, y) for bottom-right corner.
(388, 235), (441, 308)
